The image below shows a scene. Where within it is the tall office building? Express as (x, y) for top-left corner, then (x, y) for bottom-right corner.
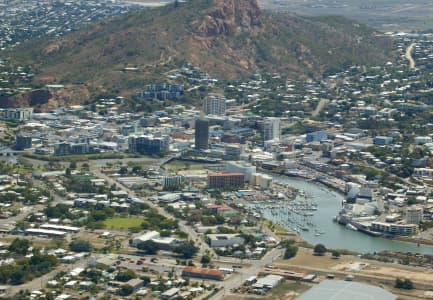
(15, 135), (32, 150)
(263, 117), (281, 141)
(203, 93), (226, 116)
(406, 206), (423, 225)
(195, 118), (209, 150)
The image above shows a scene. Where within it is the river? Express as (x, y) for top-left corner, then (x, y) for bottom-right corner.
(269, 176), (433, 254)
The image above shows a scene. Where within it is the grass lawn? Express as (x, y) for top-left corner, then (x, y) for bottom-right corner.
(275, 248), (347, 269)
(103, 217), (143, 229)
(162, 160), (204, 172)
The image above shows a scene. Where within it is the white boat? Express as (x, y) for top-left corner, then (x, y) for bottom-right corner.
(346, 223), (358, 231)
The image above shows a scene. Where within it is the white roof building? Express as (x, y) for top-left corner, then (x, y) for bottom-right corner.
(132, 231), (161, 247)
(297, 280), (396, 300)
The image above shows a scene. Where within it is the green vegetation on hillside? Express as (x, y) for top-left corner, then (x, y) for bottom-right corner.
(9, 0), (394, 100)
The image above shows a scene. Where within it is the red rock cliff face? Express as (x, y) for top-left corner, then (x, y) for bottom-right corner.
(198, 0), (263, 36)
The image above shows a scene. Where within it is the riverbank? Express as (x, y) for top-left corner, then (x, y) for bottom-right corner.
(264, 174), (433, 254)
(275, 171), (433, 248)
(388, 236), (433, 246)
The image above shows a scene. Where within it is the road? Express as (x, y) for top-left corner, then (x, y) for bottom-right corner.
(210, 248), (284, 299)
(311, 99), (329, 117)
(6, 255), (97, 296)
(91, 168), (214, 257)
(406, 43), (417, 69)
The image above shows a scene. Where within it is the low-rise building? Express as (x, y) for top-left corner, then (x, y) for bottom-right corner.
(207, 234), (245, 248)
(181, 267), (223, 281)
(371, 221), (418, 235)
(132, 231), (161, 247)
(373, 136), (393, 145)
(414, 168), (433, 178)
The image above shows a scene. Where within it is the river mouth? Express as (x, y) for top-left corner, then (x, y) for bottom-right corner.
(252, 175), (433, 255)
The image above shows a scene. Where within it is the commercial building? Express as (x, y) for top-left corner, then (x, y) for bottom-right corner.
(163, 175), (184, 190)
(128, 135), (169, 155)
(225, 144), (242, 159)
(406, 206), (423, 225)
(413, 168), (433, 178)
(54, 142), (71, 156)
(131, 231), (161, 247)
(251, 173), (273, 189)
(306, 131), (328, 143)
(25, 228), (67, 237)
(2, 108), (32, 121)
(15, 135), (32, 150)
(70, 143), (89, 155)
(415, 136), (432, 145)
(263, 117), (280, 141)
(207, 173), (245, 189)
(136, 83), (184, 101)
(195, 118), (209, 150)
(40, 224), (80, 233)
(203, 93), (226, 116)
(207, 234), (245, 248)
(226, 161), (256, 182)
(373, 136), (393, 145)
(297, 280), (396, 300)
(252, 275), (284, 290)
(161, 288), (180, 299)
(371, 221), (418, 235)
(182, 267), (223, 281)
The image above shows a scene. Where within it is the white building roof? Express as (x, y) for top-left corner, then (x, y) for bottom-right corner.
(297, 280), (396, 300)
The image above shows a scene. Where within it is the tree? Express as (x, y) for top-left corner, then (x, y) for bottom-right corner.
(69, 240), (93, 252)
(284, 245), (298, 259)
(331, 250), (341, 259)
(200, 255), (211, 265)
(119, 284), (133, 296)
(116, 270), (136, 282)
(395, 278), (414, 290)
(69, 161), (77, 170)
(137, 240), (159, 255)
(119, 166), (128, 175)
(9, 239), (31, 255)
(173, 241), (198, 259)
(81, 163), (90, 172)
(313, 244), (327, 256)
(132, 166), (142, 174)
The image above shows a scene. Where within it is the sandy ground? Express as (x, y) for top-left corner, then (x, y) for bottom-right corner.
(277, 248), (433, 284)
(276, 249), (350, 269)
(360, 265), (433, 283)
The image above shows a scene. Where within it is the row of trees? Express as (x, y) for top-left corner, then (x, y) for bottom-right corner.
(395, 278), (414, 290)
(137, 240), (198, 259)
(0, 239), (59, 285)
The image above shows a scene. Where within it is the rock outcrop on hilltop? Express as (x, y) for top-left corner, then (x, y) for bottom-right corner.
(199, 0), (263, 35)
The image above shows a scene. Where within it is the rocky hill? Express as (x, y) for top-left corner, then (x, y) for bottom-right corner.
(6, 0), (394, 108)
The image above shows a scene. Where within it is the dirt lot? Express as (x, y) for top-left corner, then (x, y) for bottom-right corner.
(224, 282), (310, 300)
(275, 248), (350, 270)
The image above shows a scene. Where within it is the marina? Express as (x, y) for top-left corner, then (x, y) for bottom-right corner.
(249, 175), (433, 254)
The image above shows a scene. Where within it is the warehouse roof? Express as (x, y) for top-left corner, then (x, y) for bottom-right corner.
(297, 280), (396, 300)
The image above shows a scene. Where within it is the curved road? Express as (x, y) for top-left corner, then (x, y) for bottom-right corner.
(406, 43), (417, 69)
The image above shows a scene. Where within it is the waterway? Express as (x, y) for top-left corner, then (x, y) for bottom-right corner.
(268, 176), (433, 254)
